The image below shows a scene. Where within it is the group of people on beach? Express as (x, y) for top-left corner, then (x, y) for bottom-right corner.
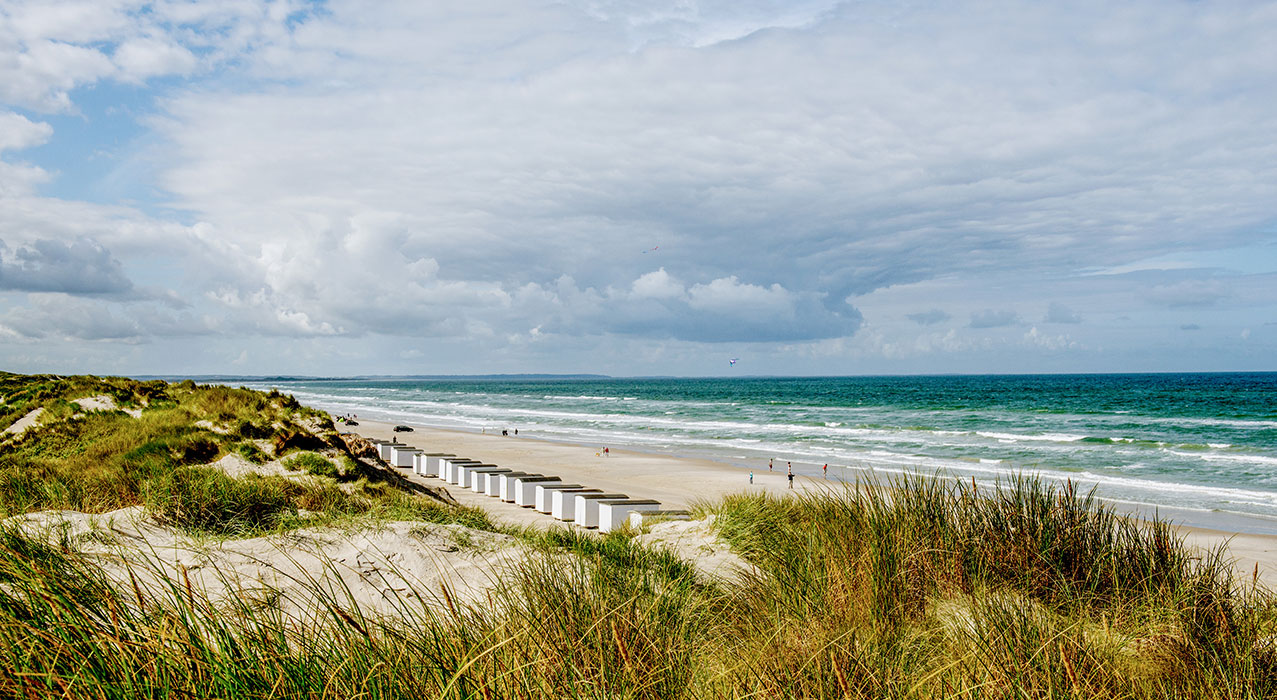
(753, 458), (830, 488)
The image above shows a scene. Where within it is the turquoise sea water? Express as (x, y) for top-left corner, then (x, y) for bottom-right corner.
(245, 374), (1277, 532)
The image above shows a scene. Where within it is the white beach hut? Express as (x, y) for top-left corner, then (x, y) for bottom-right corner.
(499, 472), (542, 502)
(534, 484), (584, 513)
(387, 444), (414, 462)
(377, 443), (396, 460)
(468, 467), (511, 492)
(412, 452), (453, 476)
(490, 471), (534, 498)
(597, 500), (662, 533)
(573, 493), (630, 529)
(391, 447), (421, 468)
(438, 457), (457, 482)
(628, 510), (692, 529)
(423, 454), (455, 477)
(444, 459), (482, 484)
(481, 471), (510, 497)
(456, 463), (498, 488)
(551, 488), (602, 521)
(513, 476), (561, 507)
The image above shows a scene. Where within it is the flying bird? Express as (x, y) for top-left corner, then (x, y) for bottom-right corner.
(641, 246), (660, 254)
(729, 358), (738, 366)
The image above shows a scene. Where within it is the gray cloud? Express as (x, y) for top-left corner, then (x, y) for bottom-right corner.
(907, 309), (950, 326)
(146, 1), (1277, 348)
(597, 271), (863, 342)
(1146, 280), (1231, 308)
(1044, 302), (1081, 324)
(0, 293), (213, 342)
(1, 1), (1275, 373)
(0, 238), (134, 294)
(969, 310), (1021, 329)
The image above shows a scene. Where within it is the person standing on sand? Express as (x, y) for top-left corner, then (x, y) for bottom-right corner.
(823, 463), (828, 478)
(787, 461), (792, 475)
(750, 471), (754, 484)
(604, 447), (609, 457)
(788, 471), (794, 489)
(769, 458), (773, 472)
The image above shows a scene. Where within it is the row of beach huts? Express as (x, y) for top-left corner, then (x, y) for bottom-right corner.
(368, 439), (690, 532)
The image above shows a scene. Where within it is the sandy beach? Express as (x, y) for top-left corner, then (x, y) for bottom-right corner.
(348, 417), (1277, 589)
(347, 418), (800, 528)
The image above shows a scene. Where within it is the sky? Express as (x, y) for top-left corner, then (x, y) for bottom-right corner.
(0, 0), (1274, 377)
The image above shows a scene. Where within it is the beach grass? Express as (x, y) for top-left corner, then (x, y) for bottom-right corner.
(3, 475), (1275, 698)
(3, 372), (1276, 697)
(0, 373), (425, 522)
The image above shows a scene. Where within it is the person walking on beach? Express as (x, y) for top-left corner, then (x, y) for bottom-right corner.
(823, 463), (828, 478)
(786, 461), (792, 475)
(769, 458), (773, 472)
(750, 471), (754, 485)
(787, 471), (794, 489)
(603, 447), (610, 457)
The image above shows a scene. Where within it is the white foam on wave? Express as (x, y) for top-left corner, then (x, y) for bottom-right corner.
(976, 431), (1087, 443)
(1176, 452), (1277, 467)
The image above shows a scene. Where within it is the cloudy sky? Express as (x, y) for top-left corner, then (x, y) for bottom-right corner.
(1, 0), (1274, 377)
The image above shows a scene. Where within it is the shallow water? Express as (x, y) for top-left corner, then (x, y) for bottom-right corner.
(243, 373), (1277, 533)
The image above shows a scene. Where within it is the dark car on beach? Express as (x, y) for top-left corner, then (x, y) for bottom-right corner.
(393, 425), (413, 432)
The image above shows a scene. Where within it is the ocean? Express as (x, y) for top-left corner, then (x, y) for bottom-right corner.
(242, 373), (1277, 533)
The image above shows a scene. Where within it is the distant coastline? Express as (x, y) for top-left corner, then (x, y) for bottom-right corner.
(136, 370), (1277, 382)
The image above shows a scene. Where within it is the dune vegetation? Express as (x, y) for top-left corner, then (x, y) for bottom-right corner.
(1, 372), (1275, 698)
(0, 372), (477, 533)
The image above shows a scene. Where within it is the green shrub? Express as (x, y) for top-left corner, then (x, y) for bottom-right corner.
(144, 466), (295, 535)
(120, 434), (219, 473)
(235, 419), (272, 439)
(234, 441), (269, 464)
(295, 483), (366, 514)
(283, 452), (338, 478)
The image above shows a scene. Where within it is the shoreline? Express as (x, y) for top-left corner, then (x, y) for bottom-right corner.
(327, 404), (1277, 534)
(252, 377), (1277, 539)
(345, 415), (1277, 588)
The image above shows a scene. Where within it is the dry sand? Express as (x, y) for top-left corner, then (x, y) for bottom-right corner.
(348, 418), (1277, 589)
(10, 506), (528, 621)
(350, 419), (803, 511)
(5, 418), (758, 620)
(3, 395), (141, 439)
(72, 394), (142, 417)
(2, 407), (43, 436)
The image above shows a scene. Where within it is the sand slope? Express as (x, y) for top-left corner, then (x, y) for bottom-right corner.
(10, 507), (527, 620)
